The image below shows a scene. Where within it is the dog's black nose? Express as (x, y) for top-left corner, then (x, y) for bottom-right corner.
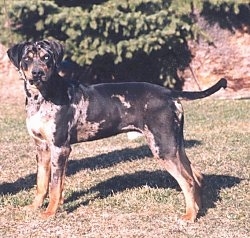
(32, 68), (44, 77)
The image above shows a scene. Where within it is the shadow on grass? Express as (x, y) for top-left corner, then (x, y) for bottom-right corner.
(0, 145), (151, 196)
(0, 139), (202, 196)
(67, 145), (152, 176)
(64, 171), (242, 218)
(64, 170), (179, 212)
(200, 175), (242, 218)
(0, 137), (217, 217)
(67, 139), (201, 176)
(185, 139), (202, 148)
(0, 173), (35, 195)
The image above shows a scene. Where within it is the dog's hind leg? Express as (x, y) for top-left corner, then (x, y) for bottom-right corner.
(41, 145), (71, 218)
(160, 151), (202, 222)
(148, 136), (201, 222)
(28, 140), (51, 210)
(143, 106), (201, 221)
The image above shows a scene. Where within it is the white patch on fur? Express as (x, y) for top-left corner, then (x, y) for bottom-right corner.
(127, 131), (142, 140)
(143, 125), (159, 158)
(111, 94), (131, 108)
(18, 69), (26, 80)
(73, 98), (106, 141)
(173, 99), (183, 121)
(26, 109), (56, 143)
(76, 121), (104, 141)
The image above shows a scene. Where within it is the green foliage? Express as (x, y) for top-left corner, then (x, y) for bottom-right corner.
(1, 0), (249, 87)
(3, 1), (195, 64)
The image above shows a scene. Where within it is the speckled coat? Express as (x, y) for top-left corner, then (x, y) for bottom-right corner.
(7, 40), (227, 222)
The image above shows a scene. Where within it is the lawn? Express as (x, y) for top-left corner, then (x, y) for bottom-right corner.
(0, 99), (249, 238)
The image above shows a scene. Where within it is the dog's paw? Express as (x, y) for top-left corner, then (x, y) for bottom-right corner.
(180, 211), (197, 223)
(40, 210), (56, 219)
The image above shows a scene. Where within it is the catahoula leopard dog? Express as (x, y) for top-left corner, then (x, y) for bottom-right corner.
(7, 40), (227, 222)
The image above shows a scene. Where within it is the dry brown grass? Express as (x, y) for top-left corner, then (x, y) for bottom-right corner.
(0, 94), (249, 237)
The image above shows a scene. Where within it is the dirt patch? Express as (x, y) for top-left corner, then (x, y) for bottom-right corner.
(0, 44), (24, 104)
(180, 18), (250, 99)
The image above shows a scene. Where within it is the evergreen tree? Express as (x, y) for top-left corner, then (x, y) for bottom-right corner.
(1, 0), (249, 87)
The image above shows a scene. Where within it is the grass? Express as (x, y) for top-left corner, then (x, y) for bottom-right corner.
(0, 99), (249, 238)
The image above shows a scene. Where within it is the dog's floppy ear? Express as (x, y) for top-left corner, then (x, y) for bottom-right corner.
(7, 42), (27, 69)
(47, 40), (64, 68)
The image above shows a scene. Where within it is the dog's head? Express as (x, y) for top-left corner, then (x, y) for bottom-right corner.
(7, 40), (63, 88)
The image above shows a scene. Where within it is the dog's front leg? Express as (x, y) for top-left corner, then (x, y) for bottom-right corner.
(42, 145), (71, 218)
(28, 141), (50, 210)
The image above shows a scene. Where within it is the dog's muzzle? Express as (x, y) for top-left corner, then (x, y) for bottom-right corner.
(30, 68), (45, 85)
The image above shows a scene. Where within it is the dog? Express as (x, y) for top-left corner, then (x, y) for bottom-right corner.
(7, 40), (227, 222)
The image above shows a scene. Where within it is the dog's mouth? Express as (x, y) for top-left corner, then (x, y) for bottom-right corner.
(29, 77), (42, 86)
(29, 76), (47, 86)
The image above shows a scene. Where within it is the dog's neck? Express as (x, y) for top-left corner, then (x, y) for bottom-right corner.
(24, 73), (71, 116)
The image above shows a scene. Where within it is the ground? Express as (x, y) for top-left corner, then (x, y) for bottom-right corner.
(0, 43), (249, 237)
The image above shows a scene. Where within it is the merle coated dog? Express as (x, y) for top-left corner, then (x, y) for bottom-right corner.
(7, 40), (227, 222)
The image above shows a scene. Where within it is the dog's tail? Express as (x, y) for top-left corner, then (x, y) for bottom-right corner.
(171, 78), (227, 100)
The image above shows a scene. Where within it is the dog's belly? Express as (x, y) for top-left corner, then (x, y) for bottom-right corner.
(69, 103), (142, 143)
(70, 119), (137, 144)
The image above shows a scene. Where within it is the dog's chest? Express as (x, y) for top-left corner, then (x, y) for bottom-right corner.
(26, 103), (58, 143)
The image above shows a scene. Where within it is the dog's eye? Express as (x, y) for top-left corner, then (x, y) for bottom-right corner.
(23, 57), (31, 62)
(42, 54), (50, 61)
